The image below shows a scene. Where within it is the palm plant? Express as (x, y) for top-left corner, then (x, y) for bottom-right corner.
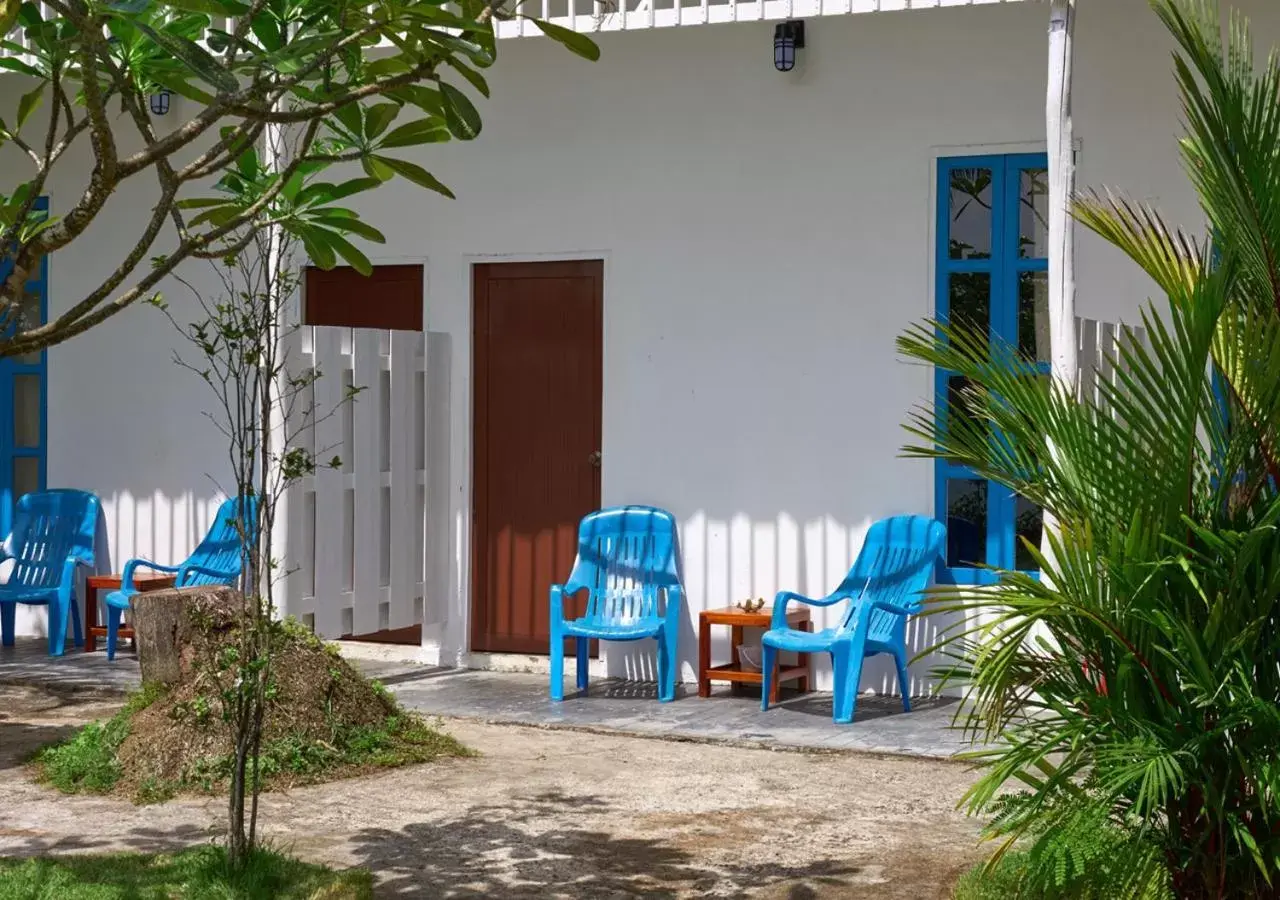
(898, 1), (1280, 897)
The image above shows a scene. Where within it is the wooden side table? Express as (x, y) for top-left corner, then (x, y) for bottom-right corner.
(698, 605), (813, 703)
(83, 573), (177, 653)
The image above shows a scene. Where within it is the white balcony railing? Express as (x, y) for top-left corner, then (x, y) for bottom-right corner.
(0, 0), (1028, 67)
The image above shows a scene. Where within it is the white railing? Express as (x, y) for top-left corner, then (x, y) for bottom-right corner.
(495, 0), (1025, 36)
(284, 325), (426, 639)
(0, 0), (1030, 66)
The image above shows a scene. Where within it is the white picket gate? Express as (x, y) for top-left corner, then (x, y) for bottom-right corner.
(283, 326), (427, 639)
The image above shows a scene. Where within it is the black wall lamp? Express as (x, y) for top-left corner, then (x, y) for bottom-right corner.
(149, 89), (172, 116)
(774, 20), (805, 72)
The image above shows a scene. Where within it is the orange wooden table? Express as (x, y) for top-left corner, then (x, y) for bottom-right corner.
(83, 573), (177, 653)
(697, 605), (813, 703)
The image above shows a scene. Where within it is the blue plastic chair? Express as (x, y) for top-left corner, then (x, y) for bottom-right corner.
(105, 495), (257, 660)
(0, 489), (99, 657)
(549, 506), (684, 702)
(761, 515), (946, 724)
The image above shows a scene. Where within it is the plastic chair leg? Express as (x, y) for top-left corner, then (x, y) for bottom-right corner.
(576, 637), (590, 693)
(832, 644), (864, 725)
(549, 629), (565, 702)
(760, 643), (777, 711)
(107, 605), (123, 662)
(0, 602), (13, 647)
(657, 626), (678, 703)
(48, 596), (68, 657)
(894, 648), (912, 713)
(70, 595), (83, 648)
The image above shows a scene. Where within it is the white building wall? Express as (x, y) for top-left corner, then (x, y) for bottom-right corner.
(6, 0), (1276, 689)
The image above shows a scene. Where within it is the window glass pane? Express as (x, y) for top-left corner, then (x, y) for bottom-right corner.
(947, 375), (983, 440)
(949, 272), (991, 335)
(1015, 495), (1044, 571)
(13, 374), (39, 447)
(949, 168), (994, 260)
(13, 457), (39, 500)
(1019, 169), (1049, 258)
(947, 479), (988, 568)
(1018, 271), (1050, 363)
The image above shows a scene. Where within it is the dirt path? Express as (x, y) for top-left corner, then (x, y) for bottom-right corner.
(0, 685), (983, 899)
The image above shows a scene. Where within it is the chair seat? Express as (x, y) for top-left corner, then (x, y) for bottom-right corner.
(562, 616), (664, 641)
(763, 626), (841, 654)
(0, 586), (59, 605)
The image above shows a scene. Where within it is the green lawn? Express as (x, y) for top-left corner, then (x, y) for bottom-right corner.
(0, 845), (372, 900)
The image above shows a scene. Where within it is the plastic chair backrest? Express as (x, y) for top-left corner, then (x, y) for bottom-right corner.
(180, 495), (258, 587)
(3, 490), (98, 590)
(566, 506), (680, 626)
(834, 516), (946, 638)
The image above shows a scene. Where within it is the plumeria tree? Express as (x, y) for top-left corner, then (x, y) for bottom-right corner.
(0, 0), (596, 356)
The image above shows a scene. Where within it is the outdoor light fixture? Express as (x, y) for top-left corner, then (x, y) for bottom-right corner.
(149, 90), (171, 116)
(773, 20), (804, 72)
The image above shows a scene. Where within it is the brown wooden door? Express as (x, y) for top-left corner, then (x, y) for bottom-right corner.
(472, 261), (603, 654)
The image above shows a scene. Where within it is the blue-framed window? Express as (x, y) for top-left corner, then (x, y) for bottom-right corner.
(935, 155), (1048, 584)
(0, 197), (48, 534)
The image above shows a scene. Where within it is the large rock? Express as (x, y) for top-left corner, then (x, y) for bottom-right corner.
(131, 586), (244, 685)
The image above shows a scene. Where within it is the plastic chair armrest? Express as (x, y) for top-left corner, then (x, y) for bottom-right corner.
(60, 552), (93, 586)
(177, 563), (239, 585)
(121, 558), (181, 591)
(869, 599), (915, 618)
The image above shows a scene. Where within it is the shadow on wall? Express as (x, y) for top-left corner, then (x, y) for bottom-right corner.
(607, 512), (961, 698)
(11, 491), (227, 641)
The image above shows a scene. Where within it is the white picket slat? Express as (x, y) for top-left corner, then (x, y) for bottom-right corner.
(351, 330), (383, 636)
(310, 327), (347, 637)
(388, 330), (421, 630)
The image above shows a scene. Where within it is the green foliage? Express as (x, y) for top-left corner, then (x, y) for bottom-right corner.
(953, 800), (1172, 900)
(0, 844), (372, 899)
(0, 0), (598, 355)
(900, 2), (1280, 896)
(33, 683), (167, 795)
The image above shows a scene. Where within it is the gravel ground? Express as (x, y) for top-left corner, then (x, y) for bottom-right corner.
(0, 684), (984, 898)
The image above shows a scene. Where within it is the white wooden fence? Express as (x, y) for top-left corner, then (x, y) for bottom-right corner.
(1077, 314), (1148, 408)
(284, 326), (427, 639)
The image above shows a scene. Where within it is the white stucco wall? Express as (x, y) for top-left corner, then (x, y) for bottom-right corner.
(6, 0), (1277, 690)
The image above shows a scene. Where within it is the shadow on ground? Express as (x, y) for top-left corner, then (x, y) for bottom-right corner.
(346, 789), (863, 899)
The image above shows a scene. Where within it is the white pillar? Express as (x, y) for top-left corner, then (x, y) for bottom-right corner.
(1047, 0), (1078, 391)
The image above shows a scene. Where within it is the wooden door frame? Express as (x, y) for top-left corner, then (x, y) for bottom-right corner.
(469, 258), (604, 655)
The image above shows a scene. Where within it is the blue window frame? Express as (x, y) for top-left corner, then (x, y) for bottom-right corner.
(0, 197), (48, 535)
(935, 155), (1048, 584)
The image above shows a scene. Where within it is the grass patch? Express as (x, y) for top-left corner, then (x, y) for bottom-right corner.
(0, 845), (371, 900)
(32, 682), (167, 795)
(183, 713), (473, 793)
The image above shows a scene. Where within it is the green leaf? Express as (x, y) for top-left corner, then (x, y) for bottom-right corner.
(134, 21), (239, 94)
(387, 85), (444, 116)
(361, 156), (396, 182)
(317, 228), (373, 276)
(296, 224), (337, 269)
(165, 0), (250, 16)
(374, 156), (455, 199)
(295, 177), (382, 207)
(331, 101), (364, 140)
(0, 58), (43, 79)
(363, 102), (400, 140)
(15, 84), (43, 130)
(378, 119), (450, 149)
(439, 82), (481, 141)
(309, 214), (386, 243)
(530, 18), (600, 61)
(445, 58), (490, 98)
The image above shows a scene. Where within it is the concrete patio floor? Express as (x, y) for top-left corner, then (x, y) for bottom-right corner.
(0, 638), (970, 758)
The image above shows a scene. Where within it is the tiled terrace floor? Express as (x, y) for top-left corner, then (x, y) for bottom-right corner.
(0, 638), (970, 758)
